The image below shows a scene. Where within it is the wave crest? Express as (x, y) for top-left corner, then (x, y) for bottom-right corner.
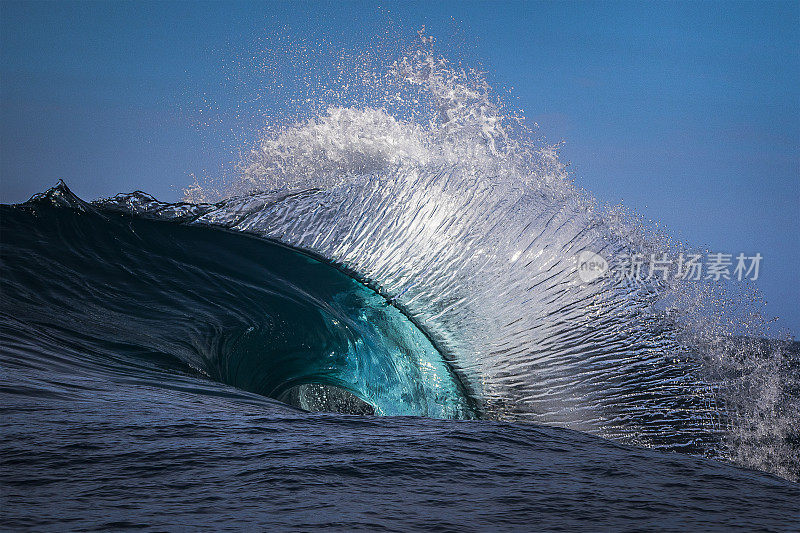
(96, 31), (798, 480)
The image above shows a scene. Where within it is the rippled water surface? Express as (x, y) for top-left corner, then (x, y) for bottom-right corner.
(2, 191), (798, 531)
(3, 369), (799, 531)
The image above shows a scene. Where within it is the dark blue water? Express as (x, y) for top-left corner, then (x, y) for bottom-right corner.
(2, 185), (799, 531)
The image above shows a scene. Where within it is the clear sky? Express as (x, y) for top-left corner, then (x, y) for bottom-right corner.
(1, 1), (798, 335)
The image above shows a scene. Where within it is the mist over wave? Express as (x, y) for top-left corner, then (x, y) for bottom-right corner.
(84, 31), (797, 480)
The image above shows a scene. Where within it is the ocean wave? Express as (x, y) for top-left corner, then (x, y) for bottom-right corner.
(2, 30), (797, 481)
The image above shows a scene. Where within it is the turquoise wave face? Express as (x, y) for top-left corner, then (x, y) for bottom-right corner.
(0, 189), (475, 418)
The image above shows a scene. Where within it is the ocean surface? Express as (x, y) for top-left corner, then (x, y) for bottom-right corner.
(3, 33), (799, 530)
(2, 184), (798, 531)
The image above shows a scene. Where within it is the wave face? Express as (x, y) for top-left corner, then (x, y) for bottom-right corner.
(3, 185), (800, 531)
(1, 31), (798, 484)
(0, 186), (474, 419)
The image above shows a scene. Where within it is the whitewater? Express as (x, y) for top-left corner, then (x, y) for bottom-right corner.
(2, 30), (798, 530)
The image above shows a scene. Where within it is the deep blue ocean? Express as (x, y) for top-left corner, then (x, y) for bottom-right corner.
(2, 184), (798, 531)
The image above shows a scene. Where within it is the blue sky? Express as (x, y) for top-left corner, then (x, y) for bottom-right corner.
(1, 1), (798, 335)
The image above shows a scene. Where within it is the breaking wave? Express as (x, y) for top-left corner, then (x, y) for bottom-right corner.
(3, 31), (797, 480)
